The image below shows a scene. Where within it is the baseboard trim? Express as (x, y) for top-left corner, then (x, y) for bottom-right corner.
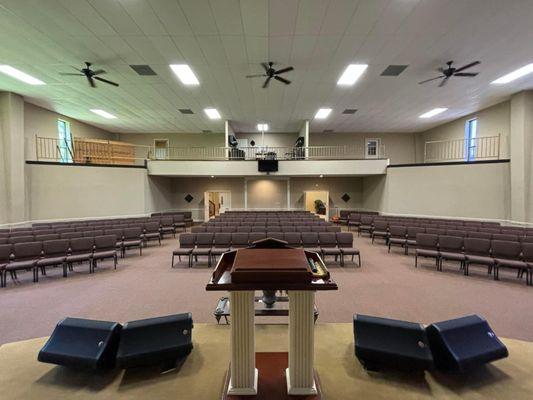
(388, 159), (510, 168)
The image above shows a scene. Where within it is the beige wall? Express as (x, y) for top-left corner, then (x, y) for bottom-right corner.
(24, 102), (117, 160)
(117, 132), (224, 148)
(415, 101), (511, 162)
(363, 162), (511, 221)
(246, 178), (289, 209)
(309, 131), (417, 165)
(26, 164), (173, 221)
(235, 132), (299, 148)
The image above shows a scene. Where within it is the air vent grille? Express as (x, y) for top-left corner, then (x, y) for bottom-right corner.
(129, 65), (157, 76)
(381, 65), (408, 76)
(342, 109), (357, 114)
(179, 109), (194, 114)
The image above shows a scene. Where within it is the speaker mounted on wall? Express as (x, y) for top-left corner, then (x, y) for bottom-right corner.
(184, 194), (194, 203)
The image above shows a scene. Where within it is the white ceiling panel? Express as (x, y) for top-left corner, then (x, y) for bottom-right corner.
(0, 0), (533, 134)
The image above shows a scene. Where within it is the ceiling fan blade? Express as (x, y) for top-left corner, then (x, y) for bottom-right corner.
(438, 77), (450, 87)
(245, 74), (267, 78)
(59, 72), (84, 76)
(274, 75), (290, 85)
(418, 75), (445, 84)
(454, 61), (480, 73)
(94, 76), (119, 87)
(86, 75), (96, 88)
(274, 66), (294, 74)
(262, 76), (272, 88)
(454, 72), (478, 77)
(92, 69), (106, 76)
(261, 62), (270, 72)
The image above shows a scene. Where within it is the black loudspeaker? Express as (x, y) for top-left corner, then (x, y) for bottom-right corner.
(38, 317), (122, 370)
(354, 314), (434, 371)
(426, 314), (508, 372)
(116, 313), (193, 369)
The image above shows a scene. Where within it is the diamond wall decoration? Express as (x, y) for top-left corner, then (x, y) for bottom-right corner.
(184, 194), (194, 203)
(341, 193), (350, 202)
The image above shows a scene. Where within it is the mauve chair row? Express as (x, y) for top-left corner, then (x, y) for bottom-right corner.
(383, 225), (533, 254)
(1, 218), (184, 240)
(0, 224), (166, 246)
(0, 236), (118, 287)
(345, 212), (500, 228)
(191, 225), (341, 233)
(414, 234), (533, 286)
(172, 232), (360, 268)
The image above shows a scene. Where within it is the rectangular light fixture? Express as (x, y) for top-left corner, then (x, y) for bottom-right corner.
(169, 64), (199, 85)
(337, 64), (368, 86)
(257, 123), (268, 131)
(90, 109), (117, 119)
(204, 108), (221, 119)
(419, 108), (447, 119)
(491, 63), (533, 84)
(0, 65), (45, 85)
(314, 108), (332, 119)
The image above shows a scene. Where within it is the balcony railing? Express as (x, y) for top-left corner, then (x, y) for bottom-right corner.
(35, 136), (150, 166)
(149, 145), (386, 161)
(424, 135), (501, 163)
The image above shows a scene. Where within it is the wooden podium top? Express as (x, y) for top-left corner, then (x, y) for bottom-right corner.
(206, 239), (338, 291)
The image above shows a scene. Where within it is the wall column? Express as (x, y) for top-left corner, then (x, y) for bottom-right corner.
(509, 91), (533, 223)
(300, 120), (309, 159)
(0, 92), (26, 224)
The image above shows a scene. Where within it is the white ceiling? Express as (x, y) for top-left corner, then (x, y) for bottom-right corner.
(1, 0), (533, 134)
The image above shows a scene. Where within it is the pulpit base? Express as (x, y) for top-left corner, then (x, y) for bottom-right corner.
(222, 352), (322, 399)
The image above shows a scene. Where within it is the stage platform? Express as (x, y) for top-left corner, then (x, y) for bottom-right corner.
(0, 323), (532, 399)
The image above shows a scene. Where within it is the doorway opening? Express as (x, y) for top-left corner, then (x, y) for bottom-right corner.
(153, 139), (169, 159)
(204, 191), (231, 221)
(303, 190), (329, 221)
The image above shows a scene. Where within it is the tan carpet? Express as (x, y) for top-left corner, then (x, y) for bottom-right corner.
(1, 232), (533, 345)
(0, 323), (532, 400)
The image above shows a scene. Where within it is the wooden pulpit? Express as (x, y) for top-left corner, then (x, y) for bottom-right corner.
(206, 238), (338, 398)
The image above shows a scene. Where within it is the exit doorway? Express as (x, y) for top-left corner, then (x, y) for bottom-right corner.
(204, 191), (231, 221)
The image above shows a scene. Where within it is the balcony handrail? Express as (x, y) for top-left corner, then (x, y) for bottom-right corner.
(150, 144), (387, 161)
(34, 136), (151, 166)
(424, 135), (500, 163)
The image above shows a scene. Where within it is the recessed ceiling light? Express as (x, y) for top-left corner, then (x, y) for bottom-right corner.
(0, 65), (45, 85)
(169, 64), (199, 85)
(90, 109), (117, 119)
(491, 63), (533, 84)
(319, 174), (323, 178)
(337, 64), (368, 86)
(211, 175), (215, 178)
(419, 108), (447, 119)
(257, 123), (268, 131)
(314, 108), (332, 119)
(204, 108), (221, 119)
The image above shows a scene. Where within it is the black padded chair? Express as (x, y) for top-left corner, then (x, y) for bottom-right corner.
(116, 313), (193, 369)
(38, 317), (122, 370)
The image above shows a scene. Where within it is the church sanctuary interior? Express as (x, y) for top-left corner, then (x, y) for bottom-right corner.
(3, 1), (533, 399)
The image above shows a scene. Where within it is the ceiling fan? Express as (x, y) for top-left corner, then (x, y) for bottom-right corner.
(246, 61), (294, 88)
(59, 62), (119, 88)
(418, 60), (480, 87)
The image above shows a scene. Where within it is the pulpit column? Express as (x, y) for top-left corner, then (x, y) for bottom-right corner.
(228, 290), (258, 395)
(287, 290), (317, 395)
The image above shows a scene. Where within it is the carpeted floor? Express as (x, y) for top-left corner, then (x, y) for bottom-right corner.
(1, 231), (533, 345)
(1, 324), (533, 400)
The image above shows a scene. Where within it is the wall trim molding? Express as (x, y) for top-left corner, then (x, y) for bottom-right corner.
(387, 159), (510, 168)
(25, 160), (147, 169)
